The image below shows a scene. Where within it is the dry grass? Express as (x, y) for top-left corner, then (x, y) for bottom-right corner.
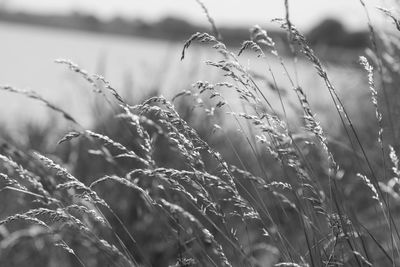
(1, 1), (400, 266)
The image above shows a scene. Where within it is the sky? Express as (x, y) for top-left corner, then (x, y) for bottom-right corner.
(1, 0), (391, 30)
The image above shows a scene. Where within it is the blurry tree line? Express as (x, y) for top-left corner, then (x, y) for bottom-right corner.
(0, 9), (368, 49)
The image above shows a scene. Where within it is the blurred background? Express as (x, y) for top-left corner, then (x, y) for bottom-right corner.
(0, 0), (389, 134)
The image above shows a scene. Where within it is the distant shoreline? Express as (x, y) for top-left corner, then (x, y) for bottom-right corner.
(0, 10), (369, 48)
(0, 11), (263, 46)
(0, 10), (369, 66)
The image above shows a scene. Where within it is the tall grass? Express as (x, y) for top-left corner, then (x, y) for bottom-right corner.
(1, 1), (400, 266)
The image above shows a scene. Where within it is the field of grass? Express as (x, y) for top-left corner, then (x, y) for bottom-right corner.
(2, 1), (400, 266)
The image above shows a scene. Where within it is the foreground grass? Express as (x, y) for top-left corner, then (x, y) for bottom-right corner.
(2, 1), (400, 266)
